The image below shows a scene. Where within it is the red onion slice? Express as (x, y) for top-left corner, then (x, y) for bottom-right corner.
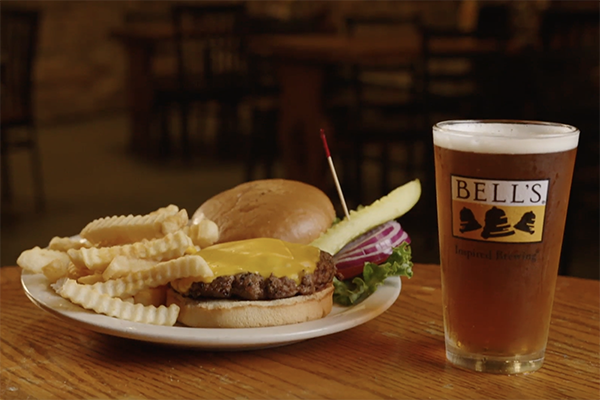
(333, 220), (410, 279)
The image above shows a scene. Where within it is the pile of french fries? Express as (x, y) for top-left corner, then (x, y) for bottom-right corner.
(17, 205), (218, 326)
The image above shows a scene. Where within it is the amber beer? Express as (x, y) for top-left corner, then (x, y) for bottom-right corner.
(433, 120), (579, 374)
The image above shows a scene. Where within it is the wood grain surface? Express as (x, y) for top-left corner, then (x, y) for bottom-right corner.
(1, 264), (598, 400)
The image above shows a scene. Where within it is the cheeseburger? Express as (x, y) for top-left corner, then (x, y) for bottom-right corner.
(167, 179), (337, 328)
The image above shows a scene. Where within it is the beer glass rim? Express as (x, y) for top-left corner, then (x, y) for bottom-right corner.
(433, 119), (579, 138)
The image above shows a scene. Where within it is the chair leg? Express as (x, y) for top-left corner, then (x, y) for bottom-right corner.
(559, 205), (576, 276)
(28, 126), (45, 212)
(265, 151), (275, 179)
(244, 109), (260, 181)
(180, 102), (191, 163)
(216, 102), (240, 159)
(380, 143), (390, 196)
(264, 109), (279, 180)
(229, 103), (240, 158)
(423, 140), (438, 249)
(158, 103), (171, 158)
(1, 143), (11, 206)
(354, 140), (363, 205)
(405, 142), (415, 179)
(245, 108), (278, 181)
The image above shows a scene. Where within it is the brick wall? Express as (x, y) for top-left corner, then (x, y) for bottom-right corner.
(15, 1), (459, 124)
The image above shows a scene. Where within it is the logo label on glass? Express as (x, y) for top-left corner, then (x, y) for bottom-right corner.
(451, 175), (549, 243)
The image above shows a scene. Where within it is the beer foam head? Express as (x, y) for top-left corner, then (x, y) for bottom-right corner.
(433, 120), (579, 154)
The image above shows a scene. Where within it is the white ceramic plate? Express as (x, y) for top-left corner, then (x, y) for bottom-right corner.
(21, 271), (401, 350)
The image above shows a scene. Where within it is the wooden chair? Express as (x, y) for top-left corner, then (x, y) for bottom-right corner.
(421, 28), (502, 123)
(244, 11), (335, 182)
(155, 3), (250, 162)
(534, 9), (599, 133)
(331, 16), (427, 206)
(421, 0), (512, 122)
(1, 8), (44, 212)
(536, 5), (600, 275)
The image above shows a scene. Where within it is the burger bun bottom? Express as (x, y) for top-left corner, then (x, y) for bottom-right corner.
(166, 285), (334, 328)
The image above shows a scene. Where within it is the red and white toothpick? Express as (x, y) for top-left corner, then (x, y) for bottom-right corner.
(320, 129), (351, 220)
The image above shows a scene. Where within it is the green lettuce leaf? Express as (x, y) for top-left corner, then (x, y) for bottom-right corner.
(333, 242), (413, 306)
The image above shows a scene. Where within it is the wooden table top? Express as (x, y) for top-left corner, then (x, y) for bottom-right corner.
(1, 264), (598, 399)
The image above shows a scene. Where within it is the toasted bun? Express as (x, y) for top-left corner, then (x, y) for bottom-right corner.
(193, 179), (335, 245)
(167, 285), (334, 328)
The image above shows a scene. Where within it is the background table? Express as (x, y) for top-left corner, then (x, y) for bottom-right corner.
(1, 264), (598, 399)
(111, 26), (501, 189)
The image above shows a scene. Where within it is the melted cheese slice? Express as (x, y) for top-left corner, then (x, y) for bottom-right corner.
(170, 238), (320, 293)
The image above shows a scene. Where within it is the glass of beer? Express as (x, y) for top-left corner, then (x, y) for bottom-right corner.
(433, 120), (579, 374)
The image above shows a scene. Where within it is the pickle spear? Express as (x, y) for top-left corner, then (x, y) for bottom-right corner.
(310, 179), (421, 255)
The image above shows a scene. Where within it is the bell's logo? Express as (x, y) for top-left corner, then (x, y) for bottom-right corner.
(451, 175), (549, 243)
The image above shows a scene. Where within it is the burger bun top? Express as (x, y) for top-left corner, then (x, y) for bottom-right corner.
(193, 179), (335, 245)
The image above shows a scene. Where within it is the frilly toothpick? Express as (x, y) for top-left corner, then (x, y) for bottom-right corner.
(320, 129), (350, 220)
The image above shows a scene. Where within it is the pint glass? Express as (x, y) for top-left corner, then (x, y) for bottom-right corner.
(433, 120), (579, 374)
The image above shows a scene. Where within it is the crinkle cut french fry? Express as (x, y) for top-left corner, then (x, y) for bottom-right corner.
(133, 286), (167, 307)
(17, 247), (70, 274)
(68, 230), (193, 272)
(42, 259), (69, 284)
(187, 219), (219, 248)
(102, 256), (158, 281)
(52, 278), (179, 326)
(77, 274), (104, 285)
(148, 204), (179, 216)
(91, 255), (213, 298)
(67, 262), (93, 280)
(80, 205), (187, 246)
(161, 210), (189, 236)
(48, 236), (92, 252)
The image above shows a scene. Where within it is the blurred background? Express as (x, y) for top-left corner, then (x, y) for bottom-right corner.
(1, 0), (598, 278)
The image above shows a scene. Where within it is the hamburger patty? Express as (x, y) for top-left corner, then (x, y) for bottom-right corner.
(179, 251), (335, 300)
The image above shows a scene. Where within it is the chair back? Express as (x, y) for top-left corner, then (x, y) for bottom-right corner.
(346, 15), (421, 39)
(475, 4), (511, 40)
(124, 10), (169, 25)
(421, 28), (486, 140)
(535, 6), (599, 124)
(420, 26), (503, 121)
(171, 3), (248, 89)
(540, 7), (599, 51)
(420, 2), (512, 121)
(538, 6), (600, 275)
(342, 16), (423, 118)
(1, 8), (40, 126)
(330, 16), (429, 207)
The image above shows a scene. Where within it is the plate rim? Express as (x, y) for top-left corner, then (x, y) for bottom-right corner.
(21, 270), (401, 350)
